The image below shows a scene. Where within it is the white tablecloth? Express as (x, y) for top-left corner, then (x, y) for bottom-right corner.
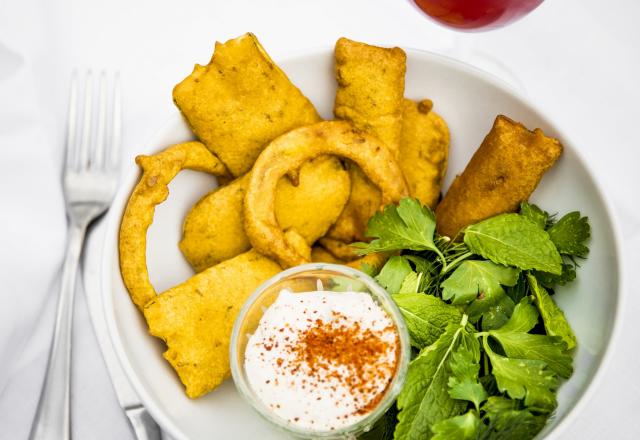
(1, 0), (639, 438)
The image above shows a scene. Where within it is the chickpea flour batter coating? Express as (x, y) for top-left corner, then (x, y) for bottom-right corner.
(328, 38), (407, 243)
(244, 120), (409, 269)
(436, 115), (563, 239)
(173, 33), (321, 177)
(180, 156), (350, 272)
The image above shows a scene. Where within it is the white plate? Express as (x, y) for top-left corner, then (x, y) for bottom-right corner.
(101, 48), (623, 440)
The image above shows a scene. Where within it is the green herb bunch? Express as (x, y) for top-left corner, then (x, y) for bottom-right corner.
(354, 199), (590, 440)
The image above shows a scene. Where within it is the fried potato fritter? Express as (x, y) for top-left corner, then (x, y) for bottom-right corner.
(399, 99), (450, 208)
(173, 33), (321, 176)
(328, 38), (407, 242)
(436, 115), (563, 238)
(244, 121), (408, 268)
(144, 250), (281, 398)
(119, 142), (228, 310)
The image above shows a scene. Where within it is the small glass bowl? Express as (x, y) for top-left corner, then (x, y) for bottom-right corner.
(229, 263), (411, 439)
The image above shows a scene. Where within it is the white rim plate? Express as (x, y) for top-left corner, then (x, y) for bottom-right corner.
(101, 47), (624, 440)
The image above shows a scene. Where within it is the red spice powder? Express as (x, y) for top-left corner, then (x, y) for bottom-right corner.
(283, 312), (399, 416)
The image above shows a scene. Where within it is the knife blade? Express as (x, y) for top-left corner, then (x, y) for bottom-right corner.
(82, 217), (163, 440)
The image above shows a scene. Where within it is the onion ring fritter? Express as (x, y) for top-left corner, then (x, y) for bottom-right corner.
(244, 120), (408, 268)
(119, 142), (228, 310)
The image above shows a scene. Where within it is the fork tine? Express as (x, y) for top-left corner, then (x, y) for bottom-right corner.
(92, 71), (108, 170)
(78, 71), (94, 169)
(65, 72), (79, 171)
(109, 72), (122, 169)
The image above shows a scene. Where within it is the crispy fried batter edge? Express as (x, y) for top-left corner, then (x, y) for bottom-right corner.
(118, 141), (229, 310)
(244, 120), (408, 269)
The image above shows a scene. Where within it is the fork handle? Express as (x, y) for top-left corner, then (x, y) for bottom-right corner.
(30, 223), (87, 440)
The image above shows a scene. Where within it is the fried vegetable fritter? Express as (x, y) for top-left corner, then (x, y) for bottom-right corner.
(180, 156), (350, 272)
(399, 98), (450, 208)
(436, 115), (563, 239)
(144, 250), (281, 398)
(328, 38), (407, 242)
(119, 142), (228, 310)
(244, 121), (408, 268)
(173, 33), (321, 176)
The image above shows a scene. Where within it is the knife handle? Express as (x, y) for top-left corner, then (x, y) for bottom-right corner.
(125, 406), (162, 440)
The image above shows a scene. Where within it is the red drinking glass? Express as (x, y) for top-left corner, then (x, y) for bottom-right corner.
(413, 0), (544, 31)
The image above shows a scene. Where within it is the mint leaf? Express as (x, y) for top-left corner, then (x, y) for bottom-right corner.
(547, 211), (590, 257)
(447, 350), (487, 411)
(481, 397), (547, 440)
(479, 295), (515, 331)
(376, 256), (412, 294)
(399, 271), (422, 294)
(528, 274), (577, 350)
(483, 337), (558, 413)
(395, 319), (471, 440)
(520, 202), (548, 229)
(392, 293), (462, 349)
(441, 260), (520, 305)
(533, 263), (576, 288)
(354, 198), (441, 256)
(431, 411), (479, 440)
(464, 214), (562, 274)
(493, 297), (538, 333)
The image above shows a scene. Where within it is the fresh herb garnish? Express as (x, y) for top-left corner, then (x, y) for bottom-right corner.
(441, 261), (520, 305)
(395, 316), (473, 440)
(464, 214), (563, 275)
(351, 198), (590, 440)
(392, 293), (462, 349)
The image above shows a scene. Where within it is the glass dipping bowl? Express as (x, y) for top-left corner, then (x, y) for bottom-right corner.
(229, 263), (411, 439)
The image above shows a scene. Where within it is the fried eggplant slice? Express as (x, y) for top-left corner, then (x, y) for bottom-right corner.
(119, 142), (228, 310)
(436, 115), (563, 238)
(144, 250), (281, 398)
(244, 121), (408, 268)
(399, 99), (450, 208)
(173, 33), (321, 176)
(180, 155), (350, 272)
(328, 38), (407, 242)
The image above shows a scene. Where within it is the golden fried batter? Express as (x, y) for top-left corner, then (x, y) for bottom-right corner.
(318, 237), (359, 261)
(173, 33), (321, 176)
(119, 142), (283, 398)
(399, 99), (450, 208)
(333, 37), (406, 156)
(436, 115), (563, 239)
(244, 121), (408, 268)
(119, 142), (228, 310)
(328, 38), (407, 242)
(311, 246), (346, 264)
(144, 250), (281, 398)
(180, 156), (350, 272)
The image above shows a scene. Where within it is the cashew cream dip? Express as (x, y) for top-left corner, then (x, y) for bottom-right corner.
(244, 289), (399, 431)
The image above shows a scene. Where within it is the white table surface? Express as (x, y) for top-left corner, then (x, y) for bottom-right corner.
(1, 0), (639, 439)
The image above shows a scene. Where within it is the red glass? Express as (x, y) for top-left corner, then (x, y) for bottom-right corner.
(413, 0), (544, 31)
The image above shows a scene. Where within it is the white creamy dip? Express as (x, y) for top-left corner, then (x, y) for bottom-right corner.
(244, 289), (399, 431)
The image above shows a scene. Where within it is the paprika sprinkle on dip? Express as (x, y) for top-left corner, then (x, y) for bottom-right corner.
(244, 290), (400, 431)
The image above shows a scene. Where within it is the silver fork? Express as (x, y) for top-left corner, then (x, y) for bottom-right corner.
(29, 71), (122, 440)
